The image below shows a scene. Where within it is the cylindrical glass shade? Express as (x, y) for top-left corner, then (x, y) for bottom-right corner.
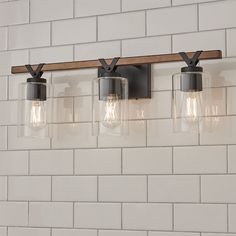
(172, 71), (218, 133)
(92, 76), (129, 136)
(17, 81), (53, 138)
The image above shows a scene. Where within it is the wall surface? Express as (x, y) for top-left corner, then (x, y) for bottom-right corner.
(0, 0), (236, 235)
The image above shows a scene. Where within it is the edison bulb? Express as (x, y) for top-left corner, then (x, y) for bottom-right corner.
(29, 100), (47, 128)
(102, 94), (121, 128)
(180, 92), (202, 121)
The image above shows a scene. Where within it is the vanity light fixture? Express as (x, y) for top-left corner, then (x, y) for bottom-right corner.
(17, 64), (53, 138)
(12, 50), (222, 137)
(172, 51), (216, 133)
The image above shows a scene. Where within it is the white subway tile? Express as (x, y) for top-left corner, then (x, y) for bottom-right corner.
(202, 175), (236, 203)
(147, 119), (198, 146)
(30, 46), (73, 64)
(31, 0), (73, 22)
(9, 23), (50, 49)
(173, 0), (218, 5)
(99, 176), (147, 202)
(0, 177), (7, 200)
(8, 126), (50, 150)
(74, 96), (92, 122)
(0, 101), (17, 125)
(52, 123), (97, 149)
(52, 18), (96, 46)
(174, 146), (227, 174)
(0, 202), (28, 226)
(129, 92), (171, 120)
(8, 176), (51, 201)
(30, 150), (73, 175)
(74, 203), (121, 229)
(147, 5), (197, 36)
(98, 12), (145, 41)
(0, 27), (7, 51)
(202, 234), (236, 236)
(0, 127), (7, 150)
(227, 87), (236, 115)
(227, 28), (236, 57)
(150, 232), (200, 236)
(149, 175), (199, 202)
(0, 228), (6, 236)
(8, 227), (50, 236)
(75, 0), (120, 17)
(122, 36), (171, 57)
(199, 0), (236, 30)
(229, 205), (236, 232)
(29, 202), (73, 227)
(174, 204), (227, 232)
(75, 149), (121, 175)
(0, 77), (7, 100)
(122, 0), (171, 11)
(53, 97), (74, 123)
(52, 176), (97, 201)
(75, 41), (120, 61)
(52, 229), (97, 236)
(99, 230), (147, 236)
(0, 0), (29, 26)
(228, 146), (236, 173)
(0, 151), (28, 175)
(173, 30), (226, 56)
(200, 116), (236, 145)
(123, 147), (172, 174)
(123, 203), (172, 230)
(0, 50), (28, 76)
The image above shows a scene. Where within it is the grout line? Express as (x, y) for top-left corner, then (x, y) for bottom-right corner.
(172, 204), (174, 230)
(145, 10), (147, 37)
(226, 145), (229, 174)
(227, 203), (229, 232)
(197, 3), (200, 32)
(225, 29), (228, 57)
(199, 175), (202, 203)
(96, 16), (98, 42)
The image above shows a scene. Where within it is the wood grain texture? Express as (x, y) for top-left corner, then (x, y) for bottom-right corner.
(11, 50), (222, 74)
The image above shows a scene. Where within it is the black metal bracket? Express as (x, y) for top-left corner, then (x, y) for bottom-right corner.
(25, 63), (45, 79)
(179, 51), (202, 68)
(98, 57), (151, 99)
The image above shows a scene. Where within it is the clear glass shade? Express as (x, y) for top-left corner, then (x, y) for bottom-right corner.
(17, 81), (53, 138)
(92, 76), (129, 136)
(172, 71), (219, 133)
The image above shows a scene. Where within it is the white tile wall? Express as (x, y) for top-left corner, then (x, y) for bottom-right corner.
(0, 0), (236, 235)
(0, 202), (28, 226)
(173, 146), (227, 174)
(148, 175), (199, 202)
(123, 203), (172, 230)
(199, 0), (236, 31)
(75, 0), (120, 17)
(174, 204), (227, 232)
(0, 151), (28, 175)
(99, 176), (147, 202)
(147, 5), (197, 36)
(30, 0), (73, 22)
(201, 175), (236, 203)
(8, 227), (50, 236)
(30, 150), (73, 175)
(122, 0), (171, 11)
(52, 176), (97, 201)
(52, 18), (96, 46)
(8, 176), (51, 201)
(9, 23), (51, 50)
(74, 203), (121, 229)
(29, 202), (73, 227)
(122, 147), (172, 174)
(0, 0), (29, 27)
(98, 12), (145, 41)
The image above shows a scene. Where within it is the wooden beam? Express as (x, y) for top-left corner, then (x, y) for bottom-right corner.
(11, 50), (222, 74)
